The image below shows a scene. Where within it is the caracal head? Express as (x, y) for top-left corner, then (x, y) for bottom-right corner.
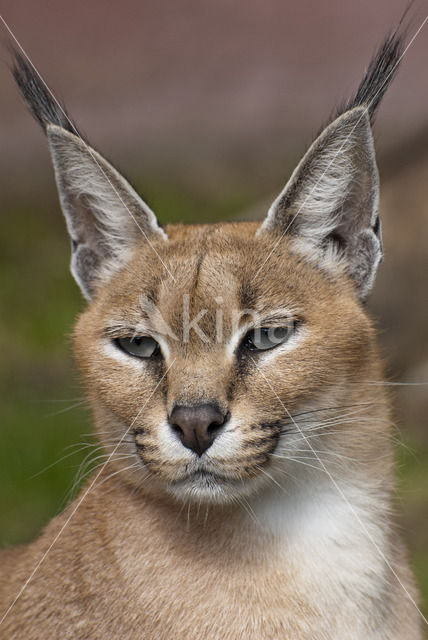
(12, 50), (393, 504)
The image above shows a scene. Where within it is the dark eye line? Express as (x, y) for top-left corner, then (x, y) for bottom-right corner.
(239, 320), (299, 354)
(250, 319), (298, 335)
(114, 336), (162, 360)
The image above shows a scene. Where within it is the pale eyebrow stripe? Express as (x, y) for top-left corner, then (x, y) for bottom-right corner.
(104, 321), (152, 338)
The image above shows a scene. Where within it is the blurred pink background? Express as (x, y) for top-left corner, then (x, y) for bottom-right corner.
(1, 0), (427, 197)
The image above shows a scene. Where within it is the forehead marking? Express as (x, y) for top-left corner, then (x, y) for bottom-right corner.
(189, 227), (216, 295)
(192, 252), (205, 293)
(239, 281), (258, 310)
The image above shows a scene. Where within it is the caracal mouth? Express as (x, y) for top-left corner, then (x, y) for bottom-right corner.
(166, 466), (263, 503)
(171, 468), (235, 487)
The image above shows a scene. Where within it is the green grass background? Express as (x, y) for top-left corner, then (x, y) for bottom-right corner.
(1, 186), (427, 622)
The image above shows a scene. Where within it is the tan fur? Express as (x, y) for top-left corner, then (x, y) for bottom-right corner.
(0, 221), (421, 638)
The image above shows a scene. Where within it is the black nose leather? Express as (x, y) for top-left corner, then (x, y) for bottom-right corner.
(169, 404), (228, 456)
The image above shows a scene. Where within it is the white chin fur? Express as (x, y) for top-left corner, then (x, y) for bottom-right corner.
(166, 472), (266, 505)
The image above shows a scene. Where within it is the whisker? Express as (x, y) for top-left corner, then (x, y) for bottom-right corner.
(28, 444), (101, 480)
(354, 380), (428, 387)
(44, 400), (88, 418)
(255, 465), (284, 491)
(37, 396), (85, 404)
(64, 450), (136, 504)
(204, 504), (210, 528)
(286, 401), (381, 422)
(281, 448), (358, 462)
(234, 495), (261, 528)
(272, 456), (327, 473)
(280, 414), (393, 436)
(186, 499), (191, 532)
(96, 462), (143, 488)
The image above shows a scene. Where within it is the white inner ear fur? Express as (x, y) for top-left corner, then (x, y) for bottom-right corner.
(258, 107), (381, 299)
(46, 124), (167, 299)
(261, 107), (378, 238)
(47, 125), (167, 247)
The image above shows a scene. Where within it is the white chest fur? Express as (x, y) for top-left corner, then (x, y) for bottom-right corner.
(118, 479), (393, 640)
(249, 480), (391, 638)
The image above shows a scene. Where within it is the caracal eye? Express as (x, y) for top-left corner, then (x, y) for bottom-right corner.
(116, 336), (160, 359)
(241, 325), (294, 352)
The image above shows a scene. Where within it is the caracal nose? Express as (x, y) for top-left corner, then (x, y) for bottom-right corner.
(169, 404), (229, 456)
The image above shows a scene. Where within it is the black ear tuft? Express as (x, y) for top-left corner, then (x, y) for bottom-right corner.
(331, 28), (406, 126)
(11, 49), (83, 138)
(342, 31), (405, 122)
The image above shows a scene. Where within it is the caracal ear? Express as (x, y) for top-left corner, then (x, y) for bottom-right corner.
(12, 50), (167, 300)
(47, 125), (167, 300)
(259, 107), (381, 299)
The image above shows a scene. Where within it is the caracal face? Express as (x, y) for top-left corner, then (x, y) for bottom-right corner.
(75, 221), (378, 504)
(11, 51), (390, 507)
